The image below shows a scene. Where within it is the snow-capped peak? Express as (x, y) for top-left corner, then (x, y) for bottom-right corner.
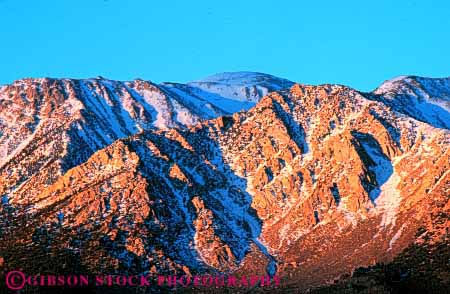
(372, 75), (450, 129)
(374, 75), (450, 98)
(190, 71), (293, 87)
(183, 72), (294, 105)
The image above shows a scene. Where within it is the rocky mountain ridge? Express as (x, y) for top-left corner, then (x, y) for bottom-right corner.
(0, 72), (448, 293)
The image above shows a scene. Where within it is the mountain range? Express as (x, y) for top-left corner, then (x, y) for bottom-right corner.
(0, 72), (448, 293)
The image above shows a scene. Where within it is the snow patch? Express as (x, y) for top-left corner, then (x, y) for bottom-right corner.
(388, 223), (406, 251)
(375, 171), (402, 228)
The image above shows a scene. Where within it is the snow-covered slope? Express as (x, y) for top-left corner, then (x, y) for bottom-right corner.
(160, 82), (256, 115)
(187, 71), (295, 103)
(372, 76), (450, 129)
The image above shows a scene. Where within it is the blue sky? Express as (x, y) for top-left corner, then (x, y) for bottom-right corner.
(0, 0), (449, 91)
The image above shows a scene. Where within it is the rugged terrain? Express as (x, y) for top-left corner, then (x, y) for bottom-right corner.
(0, 73), (448, 293)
